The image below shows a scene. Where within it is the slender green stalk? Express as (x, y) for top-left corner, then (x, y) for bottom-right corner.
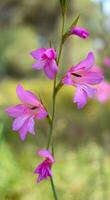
(46, 11), (66, 200)
(46, 13), (65, 150)
(46, 77), (56, 149)
(50, 177), (58, 200)
(57, 14), (65, 65)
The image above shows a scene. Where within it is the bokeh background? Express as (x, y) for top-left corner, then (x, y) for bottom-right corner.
(0, 0), (110, 199)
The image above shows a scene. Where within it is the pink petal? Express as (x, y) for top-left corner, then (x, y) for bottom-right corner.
(71, 52), (95, 72)
(80, 84), (97, 98)
(36, 107), (48, 120)
(37, 150), (55, 164)
(30, 48), (46, 60)
(42, 48), (56, 59)
(71, 26), (90, 39)
(74, 87), (87, 109)
(43, 60), (58, 79)
(12, 115), (29, 131)
(16, 85), (40, 106)
(5, 104), (26, 118)
(37, 174), (45, 183)
(62, 72), (73, 85)
(19, 121), (29, 141)
(27, 117), (35, 135)
(34, 162), (43, 173)
(80, 71), (103, 85)
(96, 81), (110, 103)
(32, 60), (46, 69)
(47, 166), (53, 177)
(19, 117), (35, 140)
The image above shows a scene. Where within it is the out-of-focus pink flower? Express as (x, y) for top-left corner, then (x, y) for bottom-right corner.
(70, 26), (90, 39)
(34, 150), (55, 183)
(62, 52), (103, 109)
(103, 57), (110, 67)
(95, 81), (110, 103)
(30, 48), (58, 79)
(5, 85), (48, 140)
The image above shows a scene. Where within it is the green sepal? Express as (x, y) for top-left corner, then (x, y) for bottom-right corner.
(62, 15), (80, 42)
(70, 15), (80, 29)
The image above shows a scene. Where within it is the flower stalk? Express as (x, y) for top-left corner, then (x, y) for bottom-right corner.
(46, 9), (66, 200)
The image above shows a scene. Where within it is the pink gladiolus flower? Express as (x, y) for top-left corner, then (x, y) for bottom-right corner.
(103, 57), (110, 67)
(96, 81), (110, 103)
(70, 26), (90, 39)
(30, 48), (58, 79)
(62, 52), (103, 109)
(5, 85), (48, 140)
(34, 150), (55, 183)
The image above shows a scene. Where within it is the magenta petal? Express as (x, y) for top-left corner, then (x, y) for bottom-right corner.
(27, 117), (35, 135)
(35, 162), (53, 183)
(32, 60), (46, 69)
(74, 87), (87, 109)
(72, 52), (95, 72)
(18, 117), (35, 140)
(36, 107), (48, 120)
(19, 122), (28, 141)
(80, 84), (97, 98)
(80, 71), (103, 85)
(47, 166), (53, 177)
(71, 26), (90, 39)
(12, 115), (29, 131)
(30, 48), (46, 60)
(34, 162), (43, 174)
(16, 85), (40, 106)
(5, 104), (26, 118)
(37, 150), (55, 164)
(37, 174), (45, 183)
(42, 48), (56, 59)
(44, 60), (58, 79)
(62, 72), (73, 86)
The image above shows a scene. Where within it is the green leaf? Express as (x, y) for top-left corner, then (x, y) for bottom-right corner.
(62, 15), (80, 43)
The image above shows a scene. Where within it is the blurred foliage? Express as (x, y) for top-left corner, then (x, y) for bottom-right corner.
(0, 0), (110, 78)
(0, 26), (38, 77)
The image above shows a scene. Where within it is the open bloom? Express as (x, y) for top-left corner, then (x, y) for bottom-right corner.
(62, 52), (103, 109)
(5, 85), (48, 140)
(95, 81), (110, 103)
(70, 26), (90, 39)
(30, 48), (58, 79)
(34, 150), (55, 183)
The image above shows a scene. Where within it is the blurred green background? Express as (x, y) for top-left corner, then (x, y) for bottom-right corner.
(0, 0), (110, 199)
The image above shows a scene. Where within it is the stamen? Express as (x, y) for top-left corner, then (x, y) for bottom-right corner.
(71, 73), (82, 77)
(31, 106), (38, 110)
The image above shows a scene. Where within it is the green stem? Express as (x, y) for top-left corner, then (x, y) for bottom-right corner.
(50, 177), (58, 200)
(46, 13), (65, 150)
(46, 77), (56, 149)
(46, 11), (66, 200)
(57, 14), (65, 64)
